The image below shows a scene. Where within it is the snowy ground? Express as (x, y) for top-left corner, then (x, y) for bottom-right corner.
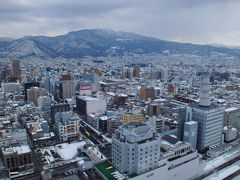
(197, 147), (240, 179)
(203, 159), (240, 180)
(56, 141), (86, 160)
(40, 141), (87, 165)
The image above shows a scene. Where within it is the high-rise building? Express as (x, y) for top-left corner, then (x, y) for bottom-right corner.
(133, 67), (140, 78)
(122, 67), (133, 79)
(60, 73), (75, 100)
(50, 103), (70, 124)
(177, 106), (192, 141)
(11, 58), (21, 80)
(161, 69), (168, 82)
(24, 82), (40, 101)
(112, 122), (160, 175)
(178, 75), (224, 152)
(27, 87), (47, 105)
(55, 111), (80, 142)
(191, 103), (223, 152)
(147, 103), (161, 117)
(192, 75), (223, 152)
(139, 85), (155, 101)
(61, 73), (72, 81)
(224, 107), (240, 129)
(183, 121), (198, 149)
(61, 80), (75, 99)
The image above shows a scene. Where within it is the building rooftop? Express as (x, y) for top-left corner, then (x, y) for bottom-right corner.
(190, 102), (221, 111)
(224, 107), (239, 112)
(122, 121), (151, 135)
(162, 135), (178, 145)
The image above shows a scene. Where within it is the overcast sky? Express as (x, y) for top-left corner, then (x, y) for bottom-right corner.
(1, 0), (240, 46)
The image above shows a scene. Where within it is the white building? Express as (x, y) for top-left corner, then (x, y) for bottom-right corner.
(112, 122), (160, 175)
(55, 111), (80, 141)
(110, 122), (200, 180)
(76, 96), (107, 119)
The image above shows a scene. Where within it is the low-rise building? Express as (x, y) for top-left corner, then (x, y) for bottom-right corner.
(1, 145), (33, 171)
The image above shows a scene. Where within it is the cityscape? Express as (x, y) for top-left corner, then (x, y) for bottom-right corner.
(1, 1), (240, 180)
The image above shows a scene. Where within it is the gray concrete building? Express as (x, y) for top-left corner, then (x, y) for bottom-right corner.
(112, 122), (160, 175)
(224, 107), (240, 129)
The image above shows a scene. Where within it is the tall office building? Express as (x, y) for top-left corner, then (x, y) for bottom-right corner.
(191, 103), (223, 151)
(161, 69), (168, 82)
(27, 87), (47, 105)
(24, 82), (40, 101)
(192, 75), (223, 152)
(61, 80), (75, 99)
(112, 122), (160, 175)
(139, 85), (155, 101)
(11, 58), (21, 80)
(133, 67), (140, 78)
(61, 73), (75, 100)
(147, 103), (161, 117)
(178, 75), (224, 152)
(177, 106), (192, 141)
(122, 67), (133, 79)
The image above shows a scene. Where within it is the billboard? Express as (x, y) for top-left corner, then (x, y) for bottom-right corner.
(80, 85), (91, 90)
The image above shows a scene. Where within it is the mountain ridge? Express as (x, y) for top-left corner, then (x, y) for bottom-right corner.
(0, 29), (240, 59)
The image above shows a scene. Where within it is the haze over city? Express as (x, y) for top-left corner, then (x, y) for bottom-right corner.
(1, 1), (240, 180)
(1, 0), (240, 46)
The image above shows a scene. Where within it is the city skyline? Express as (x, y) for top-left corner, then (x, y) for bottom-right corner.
(1, 0), (240, 46)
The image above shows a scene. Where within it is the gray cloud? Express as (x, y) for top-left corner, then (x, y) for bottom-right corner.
(0, 0), (240, 46)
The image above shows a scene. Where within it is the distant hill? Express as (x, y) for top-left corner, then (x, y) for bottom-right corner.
(0, 29), (240, 59)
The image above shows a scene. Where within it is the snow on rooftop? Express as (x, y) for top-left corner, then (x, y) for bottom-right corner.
(56, 141), (86, 160)
(185, 121), (198, 125)
(14, 145), (31, 154)
(100, 116), (108, 120)
(224, 107), (239, 112)
(208, 165), (240, 180)
(102, 135), (112, 143)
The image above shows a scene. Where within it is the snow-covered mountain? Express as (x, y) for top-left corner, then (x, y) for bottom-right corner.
(0, 29), (240, 59)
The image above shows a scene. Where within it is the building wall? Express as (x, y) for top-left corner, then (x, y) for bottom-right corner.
(224, 107), (240, 129)
(131, 152), (199, 180)
(192, 107), (223, 151)
(1, 83), (20, 93)
(112, 137), (160, 175)
(86, 98), (107, 114)
(2, 151), (32, 170)
(184, 121), (198, 149)
(27, 87), (46, 105)
(62, 80), (75, 100)
(122, 114), (144, 124)
(140, 85), (155, 101)
(11, 59), (21, 80)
